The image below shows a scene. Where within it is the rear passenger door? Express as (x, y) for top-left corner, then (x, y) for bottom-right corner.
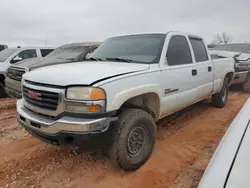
(160, 35), (197, 117)
(189, 37), (213, 101)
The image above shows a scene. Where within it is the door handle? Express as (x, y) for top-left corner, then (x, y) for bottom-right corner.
(192, 69), (197, 76)
(208, 66), (212, 72)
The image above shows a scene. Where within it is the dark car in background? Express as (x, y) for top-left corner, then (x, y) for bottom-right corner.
(0, 44), (8, 52)
(5, 42), (101, 99)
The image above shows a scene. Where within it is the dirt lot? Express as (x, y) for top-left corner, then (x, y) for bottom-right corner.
(0, 91), (249, 188)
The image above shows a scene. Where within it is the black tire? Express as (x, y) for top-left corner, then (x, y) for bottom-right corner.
(243, 73), (250, 93)
(0, 83), (5, 98)
(108, 108), (156, 171)
(212, 77), (229, 108)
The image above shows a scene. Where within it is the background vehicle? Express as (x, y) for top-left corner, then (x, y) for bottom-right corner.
(210, 43), (250, 92)
(0, 44), (8, 52)
(5, 42), (101, 99)
(16, 32), (234, 171)
(198, 97), (250, 188)
(0, 47), (54, 98)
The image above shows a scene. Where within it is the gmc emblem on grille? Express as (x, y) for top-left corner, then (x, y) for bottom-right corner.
(28, 91), (41, 100)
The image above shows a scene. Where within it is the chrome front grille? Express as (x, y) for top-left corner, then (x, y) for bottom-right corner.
(21, 79), (65, 118)
(23, 86), (59, 111)
(7, 66), (26, 81)
(22, 80), (65, 118)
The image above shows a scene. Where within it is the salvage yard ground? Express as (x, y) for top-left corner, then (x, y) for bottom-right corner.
(0, 90), (249, 188)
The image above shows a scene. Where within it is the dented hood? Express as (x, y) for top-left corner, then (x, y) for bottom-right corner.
(23, 61), (149, 86)
(14, 57), (72, 70)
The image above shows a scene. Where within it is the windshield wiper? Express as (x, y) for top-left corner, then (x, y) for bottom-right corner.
(86, 57), (104, 61)
(106, 57), (133, 63)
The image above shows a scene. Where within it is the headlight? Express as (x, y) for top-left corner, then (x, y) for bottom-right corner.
(66, 87), (105, 101)
(65, 87), (106, 113)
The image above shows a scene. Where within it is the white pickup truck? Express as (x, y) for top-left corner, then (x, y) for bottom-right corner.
(16, 32), (235, 171)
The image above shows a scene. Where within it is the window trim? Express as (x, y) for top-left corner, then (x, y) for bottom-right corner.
(166, 35), (193, 66)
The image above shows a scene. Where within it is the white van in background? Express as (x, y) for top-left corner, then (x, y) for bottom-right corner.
(0, 47), (54, 97)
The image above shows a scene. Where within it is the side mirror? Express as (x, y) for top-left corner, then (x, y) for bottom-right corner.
(11, 56), (23, 63)
(85, 53), (92, 59)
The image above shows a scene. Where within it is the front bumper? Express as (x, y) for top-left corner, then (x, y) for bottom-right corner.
(231, 71), (249, 85)
(235, 63), (250, 72)
(5, 77), (22, 99)
(17, 99), (117, 148)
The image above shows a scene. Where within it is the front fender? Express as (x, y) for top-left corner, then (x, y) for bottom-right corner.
(112, 84), (162, 110)
(0, 67), (7, 78)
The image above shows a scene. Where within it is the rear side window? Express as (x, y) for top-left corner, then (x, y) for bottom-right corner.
(41, 49), (54, 57)
(189, 38), (209, 62)
(166, 35), (192, 66)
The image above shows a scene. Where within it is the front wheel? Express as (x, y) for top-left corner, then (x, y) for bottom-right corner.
(108, 108), (156, 171)
(212, 77), (229, 108)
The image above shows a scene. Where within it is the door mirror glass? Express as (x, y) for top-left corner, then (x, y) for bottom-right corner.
(85, 52), (92, 59)
(84, 47), (97, 60)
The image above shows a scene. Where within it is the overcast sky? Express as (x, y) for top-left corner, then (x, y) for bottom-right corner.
(1, 0), (250, 47)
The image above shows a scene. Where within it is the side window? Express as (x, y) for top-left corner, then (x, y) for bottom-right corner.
(189, 38), (209, 62)
(18, 49), (37, 60)
(166, 35), (192, 66)
(40, 49), (54, 57)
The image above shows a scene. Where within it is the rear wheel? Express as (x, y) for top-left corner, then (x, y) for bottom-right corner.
(0, 83), (5, 98)
(212, 77), (229, 108)
(108, 108), (156, 171)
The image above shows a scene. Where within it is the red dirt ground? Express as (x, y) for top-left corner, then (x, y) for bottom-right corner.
(0, 91), (249, 188)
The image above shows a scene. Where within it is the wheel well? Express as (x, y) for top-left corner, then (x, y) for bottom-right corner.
(225, 72), (234, 85)
(0, 74), (5, 86)
(120, 93), (160, 120)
